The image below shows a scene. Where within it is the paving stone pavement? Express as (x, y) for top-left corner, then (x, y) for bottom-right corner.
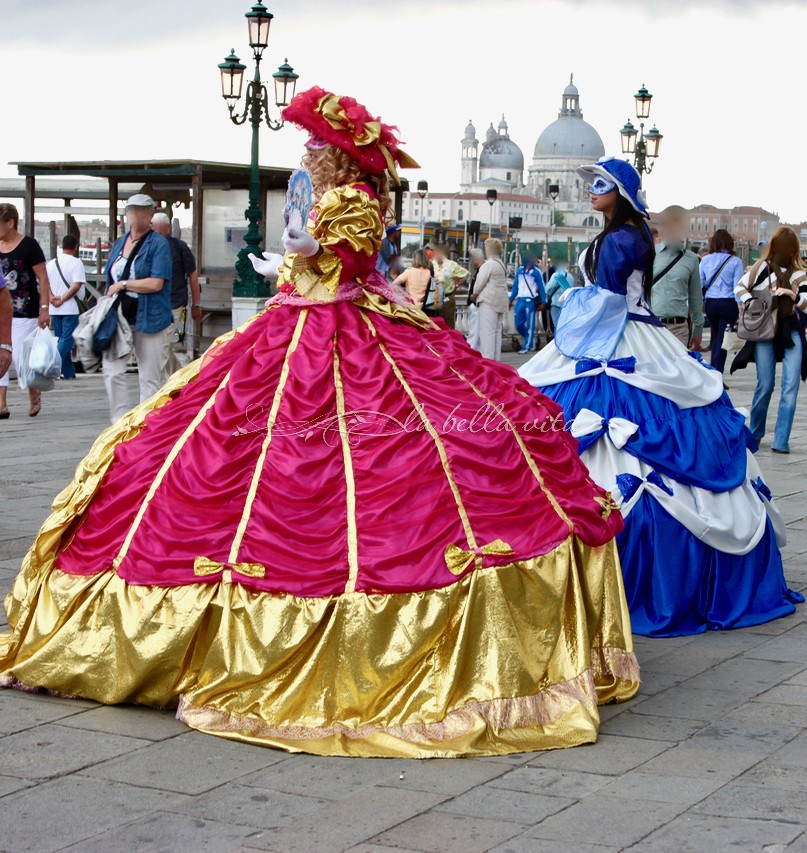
(1, 343), (807, 853)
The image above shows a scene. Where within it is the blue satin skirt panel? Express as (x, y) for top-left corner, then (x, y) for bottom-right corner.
(617, 492), (803, 637)
(541, 374), (755, 492)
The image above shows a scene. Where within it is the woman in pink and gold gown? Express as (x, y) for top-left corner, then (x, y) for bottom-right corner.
(0, 87), (639, 758)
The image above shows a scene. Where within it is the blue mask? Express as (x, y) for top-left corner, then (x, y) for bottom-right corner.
(586, 176), (617, 195)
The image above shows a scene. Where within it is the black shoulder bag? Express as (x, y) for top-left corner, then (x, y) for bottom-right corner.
(422, 276), (439, 316)
(116, 233), (150, 324)
(54, 258), (88, 313)
(652, 251), (684, 285)
(702, 256), (732, 297)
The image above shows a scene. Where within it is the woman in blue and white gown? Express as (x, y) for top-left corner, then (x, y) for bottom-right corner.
(519, 157), (802, 637)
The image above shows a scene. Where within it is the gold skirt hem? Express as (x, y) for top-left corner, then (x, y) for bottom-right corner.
(1, 533), (638, 758)
(176, 671), (604, 759)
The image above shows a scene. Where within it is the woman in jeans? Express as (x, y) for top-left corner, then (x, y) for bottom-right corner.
(732, 226), (807, 453)
(469, 238), (509, 360)
(700, 229), (744, 372)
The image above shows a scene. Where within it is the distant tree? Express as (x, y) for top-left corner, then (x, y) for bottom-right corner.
(554, 210), (566, 227)
(91, 218), (105, 226)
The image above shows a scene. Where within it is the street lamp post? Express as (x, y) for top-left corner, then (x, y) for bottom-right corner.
(507, 216), (522, 272)
(548, 183), (559, 240)
(417, 180), (428, 247)
(619, 84), (663, 182)
(391, 177), (409, 236)
(218, 1), (298, 307)
(486, 188), (497, 238)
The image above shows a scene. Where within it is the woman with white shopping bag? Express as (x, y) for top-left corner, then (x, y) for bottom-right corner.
(18, 326), (61, 392)
(0, 203), (51, 418)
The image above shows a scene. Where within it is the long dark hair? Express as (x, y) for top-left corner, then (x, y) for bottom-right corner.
(709, 229), (735, 255)
(584, 195), (655, 294)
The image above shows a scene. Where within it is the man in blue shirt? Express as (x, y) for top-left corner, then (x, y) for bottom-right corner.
(376, 224), (400, 281)
(509, 256), (546, 353)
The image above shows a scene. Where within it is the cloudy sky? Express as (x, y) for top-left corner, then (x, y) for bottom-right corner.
(4, 0), (805, 221)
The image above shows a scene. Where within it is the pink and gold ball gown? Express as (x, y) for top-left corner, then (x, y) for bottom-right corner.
(0, 181), (639, 757)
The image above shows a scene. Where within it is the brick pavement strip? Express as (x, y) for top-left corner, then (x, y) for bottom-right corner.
(2, 360), (807, 850)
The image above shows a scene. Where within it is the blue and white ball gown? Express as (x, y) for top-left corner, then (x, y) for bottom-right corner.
(519, 224), (803, 637)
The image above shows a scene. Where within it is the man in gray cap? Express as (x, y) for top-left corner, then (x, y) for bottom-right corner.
(102, 194), (173, 422)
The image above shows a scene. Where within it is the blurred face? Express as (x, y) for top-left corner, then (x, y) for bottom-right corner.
(770, 233), (800, 267)
(0, 217), (17, 240)
(152, 220), (171, 237)
(126, 206), (153, 232)
(774, 250), (796, 267)
(433, 247), (446, 262)
(659, 216), (688, 246)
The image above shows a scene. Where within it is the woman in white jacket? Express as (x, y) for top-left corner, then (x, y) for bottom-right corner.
(469, 238), (509, 360)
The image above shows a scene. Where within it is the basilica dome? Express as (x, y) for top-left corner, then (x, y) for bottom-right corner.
(534, 77), (604, 160)
(479, 116), (525, 170)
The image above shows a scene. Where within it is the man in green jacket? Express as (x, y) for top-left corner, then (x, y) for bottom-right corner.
(650, 205), (703, 351)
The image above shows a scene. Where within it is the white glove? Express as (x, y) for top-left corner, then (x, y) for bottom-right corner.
(249, 251), (283, 277)
(282, 209), (319, 258)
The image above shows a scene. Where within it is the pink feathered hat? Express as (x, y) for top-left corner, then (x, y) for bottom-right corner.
(282, 86), (419, 184)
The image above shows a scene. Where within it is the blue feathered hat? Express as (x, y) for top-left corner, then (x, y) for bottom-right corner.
(577, 157), (649, 219)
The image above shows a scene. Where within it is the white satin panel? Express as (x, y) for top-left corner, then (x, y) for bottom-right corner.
(518, 320), (725, 410)
(580, 429), (786, 554)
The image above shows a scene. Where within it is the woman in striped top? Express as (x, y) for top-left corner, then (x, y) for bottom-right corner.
(732, 226), (807, 453)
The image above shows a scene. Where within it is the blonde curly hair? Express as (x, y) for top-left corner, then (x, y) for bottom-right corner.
(303, 146), (392, 224)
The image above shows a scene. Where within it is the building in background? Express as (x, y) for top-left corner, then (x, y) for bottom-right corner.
(401, 75), (607, 265)
(527, 75), (606, 230)
(399, 191), (552, 260)
(460, 117), (525, 193)
(688, 204), (780, 249)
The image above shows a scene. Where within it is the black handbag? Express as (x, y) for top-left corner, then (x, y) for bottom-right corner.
(110, 232), (149, 325)
(92, 296), (122, 354)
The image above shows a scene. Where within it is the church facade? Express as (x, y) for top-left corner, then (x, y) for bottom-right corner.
(459, 76), (605, 230)
(399, 76), (607, 258)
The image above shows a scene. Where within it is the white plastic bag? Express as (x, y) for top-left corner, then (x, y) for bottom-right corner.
(19, 328), (59, 391)
(28, 327), (61, 377)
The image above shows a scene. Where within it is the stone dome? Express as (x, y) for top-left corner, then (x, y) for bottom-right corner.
(534, 119), (604, 159)
(480, 136), (524, 170)
(479, 115), (524, 170)
(463, 119), (476, 139)
(533, 76), (605, 160)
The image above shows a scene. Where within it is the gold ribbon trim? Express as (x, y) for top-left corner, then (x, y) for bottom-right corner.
(315, 94), (419, 185)
(595, 493), (620, 521)
(316, 95), (382, 147)
(193, 557), (266, 578)
(444, 538), (514, 576)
